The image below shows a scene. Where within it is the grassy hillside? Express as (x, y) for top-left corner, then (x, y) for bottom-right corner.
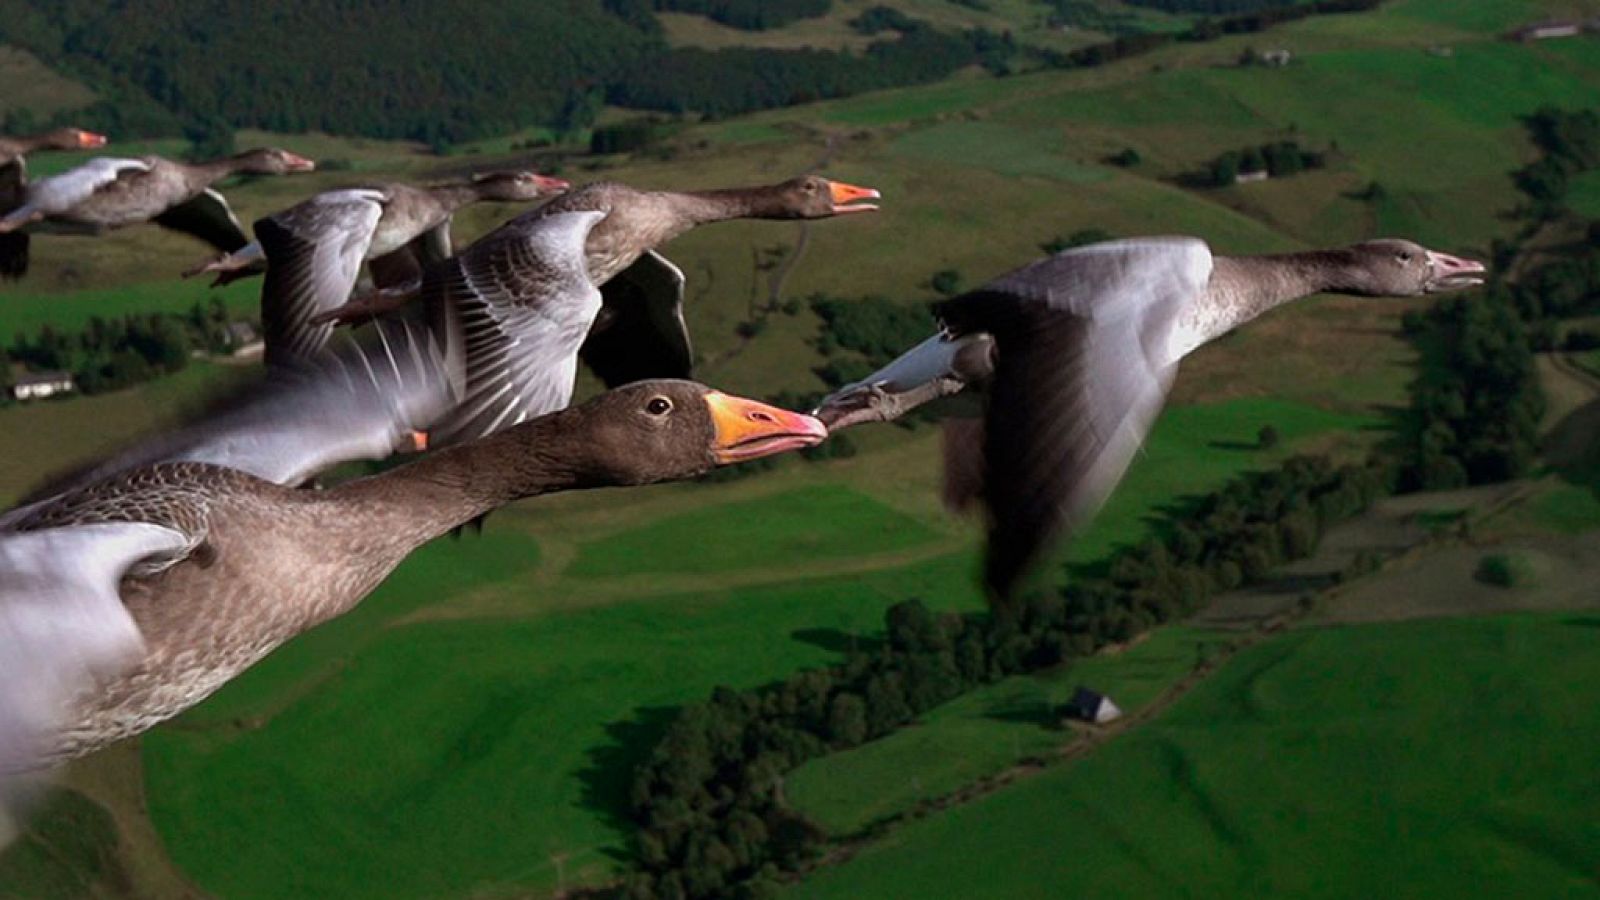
(791, 612), (1600, 899)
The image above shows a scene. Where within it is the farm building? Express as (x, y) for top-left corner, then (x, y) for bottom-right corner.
(11, 371), (76, 401)
(1235, 169), (1270, 184)
(1063, 687), (1123, 724)
(1261, 49), (1292, 67)
(227, 321), (264, 358)
(1513, 20), (1581, 41)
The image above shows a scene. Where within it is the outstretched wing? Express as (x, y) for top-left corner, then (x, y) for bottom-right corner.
(367, 219), (451, 291)
(427, 211), (606, 444)
(153, 188), (249, 253)
(579, 250), (694, 388)
(0, 158), (27, 279)
(257, 189), (386, 366)
(0, 522), (189, 784)
(5, 319), (460, 501)
(23, 157), (148, 214)
(936, 237), (1213, 599)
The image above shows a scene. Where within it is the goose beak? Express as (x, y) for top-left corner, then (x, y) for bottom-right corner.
(283, 152), (317, 172)
(706, 392), (829, 463)
(534, 174), (570, 192)
(76, 130), (109, 149)
(827, 180), (881, 214)
(1425, 251), (1487, 292)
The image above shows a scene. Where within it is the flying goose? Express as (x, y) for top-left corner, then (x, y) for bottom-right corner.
(0, 127), (108, 280)
(0, 380), (824, 783)
(180, 168), (570, 287)
(0, 148), (316, 268)
(315, 174), (882, 391)
(814, 237), (1488, 600)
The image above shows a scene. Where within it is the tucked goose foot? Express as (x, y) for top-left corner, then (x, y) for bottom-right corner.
(814, 375), (965, 431)
(309, 283), (418, 326)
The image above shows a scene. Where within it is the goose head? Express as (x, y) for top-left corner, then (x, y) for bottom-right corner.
(44, 128), (108, 151)
(571, 381), (827, 485)
(233, 147), (317, 175)
(1345, 239), (1486, 295)
(766, 175), (881, 218)
(470, 170), (571, 202)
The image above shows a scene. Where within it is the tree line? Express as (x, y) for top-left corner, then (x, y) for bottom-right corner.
(3, 300), (246, 401)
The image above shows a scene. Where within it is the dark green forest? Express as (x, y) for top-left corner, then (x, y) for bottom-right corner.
(0, 0), (1382, 145)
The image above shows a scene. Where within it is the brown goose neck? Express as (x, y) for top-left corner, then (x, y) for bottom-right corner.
(428, 183), (483, 214)
(667, 186), (782, 225)
(331, 410), (595, 546)
(1209, 249), (1369, 322)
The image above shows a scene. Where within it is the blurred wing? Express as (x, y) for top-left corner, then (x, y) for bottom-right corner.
(937, 238), (1212, 599)
(0, 522), (189, 782)
(428, 211), (606, 444)
(0, 159), (26, 279)
(25, 158), (148, 213)
(579, 250), (694, 388)
(11, 319), (460, 495)
(257, 190), (385, 366)
(153, 188), (249, 252)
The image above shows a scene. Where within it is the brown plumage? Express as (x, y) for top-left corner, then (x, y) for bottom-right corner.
(0, 381), (825, 774)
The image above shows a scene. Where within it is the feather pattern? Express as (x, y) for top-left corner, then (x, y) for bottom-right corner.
(258, 189), (387, 365)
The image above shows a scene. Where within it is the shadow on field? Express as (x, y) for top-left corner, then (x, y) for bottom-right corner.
(1561, 616), (1600, 630)
(1207, 439), (1261, 452)
(982, 701), (1058, 730)
(576, 704), (681, 858)
(790, 627), (883, 656)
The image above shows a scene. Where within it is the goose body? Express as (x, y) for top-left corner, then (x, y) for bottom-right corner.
(0, 148), (315, 254)
(0, 127), (108, 279)
(816, 237), (1488, 599)
(0, 381), (825, 773)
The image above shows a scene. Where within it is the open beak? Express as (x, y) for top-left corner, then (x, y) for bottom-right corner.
(283, 152), (317, 172)
(827, 180), (881, 215)
(1425, 250), (1487, 292)
(533, 174), (570, 192)
(76, 130), (109, 149)
(706, 391), (828, 463)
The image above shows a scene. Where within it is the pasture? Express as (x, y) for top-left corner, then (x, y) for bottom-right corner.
(790, 613), (1600, 900)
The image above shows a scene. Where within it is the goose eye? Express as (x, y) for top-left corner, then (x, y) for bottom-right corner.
(1397, 251), (1413, 263)
(645, 396), (672, 416)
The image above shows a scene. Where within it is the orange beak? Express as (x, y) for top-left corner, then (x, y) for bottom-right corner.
(76, 130), (109, 149)
(827, 180), (881, 214)
(283, 152), (317, 172)
(533, 174), (570, 192)
(705, 391), (828, 463)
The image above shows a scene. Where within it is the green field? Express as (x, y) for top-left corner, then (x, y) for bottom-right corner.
(792, 613), (1600, 899)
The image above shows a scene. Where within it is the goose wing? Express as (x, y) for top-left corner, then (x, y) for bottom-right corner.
(22, 157), (149, 215)
(366, 219), (451, 291)
(153, 188), (249, 253)
(427, 211), (606, 444)
(4, 320), (460, 505)
(257, 189), (386, 366)
(936, 237), (1213, 599)
(0, 522), (190, 789)
(0, 159), (26, 279)
(579, 249), (694, 388)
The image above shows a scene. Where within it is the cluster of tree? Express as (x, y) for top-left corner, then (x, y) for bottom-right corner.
(652, 0), (830, 30)
(1512, 107), (1600, 219)
(1398, 288), (1543, 489)
(1039, 1), (1146, 34)
(619, 453), (1392, 898)
(1124, 0), (1299, 12)
(1190, 141), (1326, 187)
(6, 300), (245, 400)
(809, 294), (935, 391)
(0, 0), (662, 143)
(608, 25), (1015, 118)
(848, 5), (919, 34)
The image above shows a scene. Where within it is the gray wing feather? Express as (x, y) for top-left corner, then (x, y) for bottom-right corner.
(429, 211), (606, 444)
(936, 238), (1212, 599)
(153, 188), (249, 252)
(258, 190), (386, 366)
(0, 522), (188, 788)
(580, 250), (694, 387)
(24, 158), (148, 214)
